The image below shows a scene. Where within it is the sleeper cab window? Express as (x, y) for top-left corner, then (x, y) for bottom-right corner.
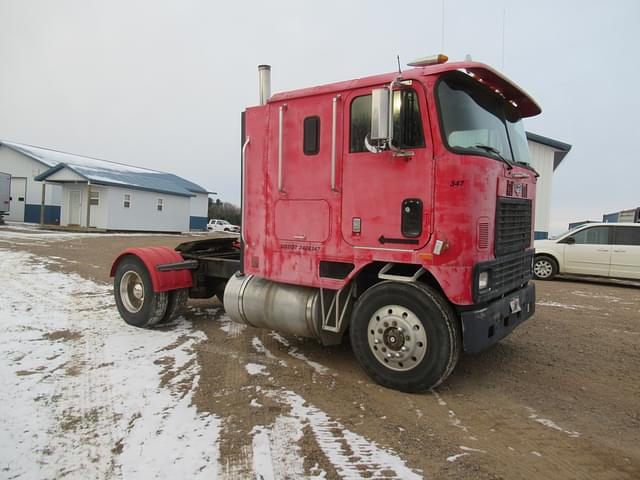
(303, 116), (320, 155)
(349, 89), (425, 153)
(123, 194), (131, 208)
(157, 198), (164, 212)
(89, 191), (99, 206)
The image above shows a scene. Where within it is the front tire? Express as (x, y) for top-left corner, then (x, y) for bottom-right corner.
(533, 255), (558, 280)
(114, 256), (169, 328)
(349, 281), (461, 393)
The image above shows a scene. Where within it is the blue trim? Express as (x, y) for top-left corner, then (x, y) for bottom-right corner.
(24, 204), (61, 224)
(189, 216), (208, 231)
(534, 231), (548, 240)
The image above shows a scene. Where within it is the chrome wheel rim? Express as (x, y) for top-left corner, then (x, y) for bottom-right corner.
(120, 271), (145, 313)
(367, 305), (427, 372)
(534, 259), (553, 279)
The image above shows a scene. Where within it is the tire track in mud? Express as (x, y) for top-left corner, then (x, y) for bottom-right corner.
(195, 319), (423, 479)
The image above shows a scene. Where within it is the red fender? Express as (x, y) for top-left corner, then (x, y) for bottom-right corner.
(110, 247), (193, 293)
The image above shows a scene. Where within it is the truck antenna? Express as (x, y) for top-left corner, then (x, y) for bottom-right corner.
(396, 55), (402, 75)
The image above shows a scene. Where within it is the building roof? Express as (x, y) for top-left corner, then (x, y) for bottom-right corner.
(526, 132), (572, 170)
(1, 140), (59, 168)
(2, 140), (212, 198)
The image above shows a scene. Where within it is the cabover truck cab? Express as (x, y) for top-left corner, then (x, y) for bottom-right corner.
(111, 56), (540, 392)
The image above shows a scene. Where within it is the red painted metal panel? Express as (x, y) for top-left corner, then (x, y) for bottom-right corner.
(110, 247), (193, 292)
(275, 199), (330, 242)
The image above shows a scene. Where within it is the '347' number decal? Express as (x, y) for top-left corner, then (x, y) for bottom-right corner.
(450, 180), (465, 187)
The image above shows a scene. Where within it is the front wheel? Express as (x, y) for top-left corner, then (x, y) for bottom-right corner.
(114, 256), (169, 328)
(349, 281), (461, 393)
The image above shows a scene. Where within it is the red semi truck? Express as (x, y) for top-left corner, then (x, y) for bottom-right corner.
(111, 55), (539, 392)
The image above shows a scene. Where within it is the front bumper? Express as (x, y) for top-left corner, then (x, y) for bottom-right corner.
(460, 283), (535, 354)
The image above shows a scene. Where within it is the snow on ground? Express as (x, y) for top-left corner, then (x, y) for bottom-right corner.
(0, 249), (221, 479)
(0, 241), (422, 479)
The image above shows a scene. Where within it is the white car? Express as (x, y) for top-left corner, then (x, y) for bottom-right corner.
(206, 219), (240, 233)
(533, 222), (640, 280)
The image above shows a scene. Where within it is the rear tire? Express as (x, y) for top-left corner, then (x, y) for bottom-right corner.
(159, 288), (189, 324)
(349, 281), (461, 393)
(114, 256), (169, 328)
(533, 255), (558, 280)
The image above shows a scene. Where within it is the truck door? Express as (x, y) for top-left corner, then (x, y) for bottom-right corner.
(341, 84), (432, 250)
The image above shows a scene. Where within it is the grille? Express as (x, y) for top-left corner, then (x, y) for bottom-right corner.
(495, 197), (532, 257)
(475, 250), (534, 303)
(490, 251), (533, 296)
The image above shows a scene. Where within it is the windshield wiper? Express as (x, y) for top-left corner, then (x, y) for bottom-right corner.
(473, 144), (513, 170)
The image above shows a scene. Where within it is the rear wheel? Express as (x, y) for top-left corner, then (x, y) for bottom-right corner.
(533, 255), (558, 280)
(349, 281), (461, 393)
(114, 256), (169, 328)
(159, 288), (189, 324)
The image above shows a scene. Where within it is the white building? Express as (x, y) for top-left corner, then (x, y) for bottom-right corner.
(526, 132), (572, 239)
(0, 141), (62, 223)
(1, 141), (211, 232)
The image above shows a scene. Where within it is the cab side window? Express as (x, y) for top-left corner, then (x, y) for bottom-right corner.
(571, 226), (610, 245)
(613, 227), (640, 246)
(349, 89), (425, 153)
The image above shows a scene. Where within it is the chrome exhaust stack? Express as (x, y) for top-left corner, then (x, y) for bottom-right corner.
(258, 64), (271, 106)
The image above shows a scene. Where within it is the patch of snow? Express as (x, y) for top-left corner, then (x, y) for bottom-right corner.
(269, 331), (291, 347)
(446, 452), (469, 462)
(571, 291), (622, 302)
(270, 389), (421, 479)
(287, 347), (328, 375)
(245, 363), (268, 376)
(526, 407), (580, 438)
(250, 398), (263, 408)
(460, 445), (486, 453)
(0, 249), (221, 479)
(219, 317), (246, 337)
(531, 451), (543, 457)
(537, 301), (600, 311)
(432, 390), (448, 406)
(266, 414), (306, 479)
(251, 426), (275, 480)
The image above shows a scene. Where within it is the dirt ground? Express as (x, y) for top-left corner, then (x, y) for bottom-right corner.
(2, 226), (639, 479)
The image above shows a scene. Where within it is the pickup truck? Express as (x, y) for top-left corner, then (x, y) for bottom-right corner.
(206, 219), (240, 233)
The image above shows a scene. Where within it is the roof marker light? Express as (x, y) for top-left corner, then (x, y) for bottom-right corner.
(407, 54), (448, 67)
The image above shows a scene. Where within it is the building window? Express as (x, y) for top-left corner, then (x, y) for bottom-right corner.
(89, 191), (100, 206)
(157, 198), (164, 212)
(303, 116), (320, 155)
(123, 194), (131, 208)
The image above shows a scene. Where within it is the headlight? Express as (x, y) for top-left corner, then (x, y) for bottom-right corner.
(478, 271), (490, 290)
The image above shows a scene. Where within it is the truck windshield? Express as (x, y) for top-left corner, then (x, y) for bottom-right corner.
(437, 72), (532, 165)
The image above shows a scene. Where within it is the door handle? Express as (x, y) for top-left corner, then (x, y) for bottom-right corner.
(613, 249), (626, 253)
(596, 248), (609, 252)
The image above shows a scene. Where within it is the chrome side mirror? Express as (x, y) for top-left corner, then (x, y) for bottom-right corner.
(365, 80), (414, 157)
(365, 88), (390, 154)
(370, 88), (390, 140)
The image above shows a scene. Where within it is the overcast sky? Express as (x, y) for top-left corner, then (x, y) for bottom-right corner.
(1, 0), (637, 233)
